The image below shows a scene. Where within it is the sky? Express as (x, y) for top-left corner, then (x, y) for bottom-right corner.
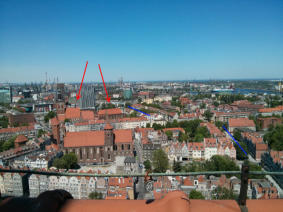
(0, 0), (282, 83)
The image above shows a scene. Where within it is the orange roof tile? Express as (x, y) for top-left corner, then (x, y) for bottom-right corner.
(113, 129), (133, 143)
(98, 108), (122, 116)
(163, 128), (185, 133)
(0, 125), (34, 134)
(57, 114), (66, 122)
(81, 110), (95, 120)
(259, 106), (283, 113)
(104, 123), (114, 130)
(256, 143), (268, 151)
(65, 107), (81, 119)
(15, 135), (28, 143)
(228, 118), (255, 128)
(50, 117), (59, 125)
(64, 131), (105, 147)
(64, 129), (133, 147)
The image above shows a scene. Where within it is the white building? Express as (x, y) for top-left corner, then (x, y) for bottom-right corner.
(204, 138), (218, 160)
(29, 174), (40, 197)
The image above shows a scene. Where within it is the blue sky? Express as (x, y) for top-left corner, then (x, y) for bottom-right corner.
(0, 0), (282, 83)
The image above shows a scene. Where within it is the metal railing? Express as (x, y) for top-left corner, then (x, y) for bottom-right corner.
(1, 166), (283, 210)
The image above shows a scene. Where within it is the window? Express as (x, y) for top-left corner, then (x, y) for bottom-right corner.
(108, 154), (110, 159)
(114, 145), (117, 151)
(122, 144), (124, 150)
(128, 144), (130, 150)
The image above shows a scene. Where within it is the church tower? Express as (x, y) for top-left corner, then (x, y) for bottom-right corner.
(103, 111), (115, 162)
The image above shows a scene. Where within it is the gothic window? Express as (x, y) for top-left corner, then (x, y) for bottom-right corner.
(128, 144), (130, 150)
(114, 145), (117, 151)
(121, 144), (124, 150)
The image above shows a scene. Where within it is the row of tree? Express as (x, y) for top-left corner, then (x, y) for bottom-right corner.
(0, 136), (16, 153)
(150, 119), (211, 142)
(52, 153), (79, 169)
(44, 111), (56, 123)
(189, 187), (236, 200)
(264, 124), (283, 151)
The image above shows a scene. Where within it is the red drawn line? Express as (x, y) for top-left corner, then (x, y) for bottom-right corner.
(98, 64), (111, 102)
(76, 61), (88, 100)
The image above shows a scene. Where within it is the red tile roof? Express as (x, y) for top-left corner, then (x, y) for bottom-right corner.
(163, 128), (185, 133)
(50, 117), (59, 125)
(104, 123), (114, 130)
(258, 106), (283, 113)
(64, 131), (105, 147)
(183, 177), (193, 186)
(256, 143), (268, 151)
(229, 118), (255, 128)
(57, 114), (66, 122)
(64, 129), (133, 147)
(15, 135), (28, 143)
(65, 107), (81, 119)
(0, 125), (34, 134)
(98, 108), (122, 115)
(81, 110), (95, 120)
(113, 129), (133, 143)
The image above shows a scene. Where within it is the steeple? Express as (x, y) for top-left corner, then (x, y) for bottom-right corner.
(104, 109), (114, 145)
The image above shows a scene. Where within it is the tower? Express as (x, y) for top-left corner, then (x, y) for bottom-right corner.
(51, 117), (60, 145)
(104, 111), (114, 146)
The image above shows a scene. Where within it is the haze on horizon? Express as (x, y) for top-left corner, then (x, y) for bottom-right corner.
(0, 0), (283, 83)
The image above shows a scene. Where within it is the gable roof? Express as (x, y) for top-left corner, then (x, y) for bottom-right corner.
(65, 107), (81, 119)
(228, 118), (255, 128)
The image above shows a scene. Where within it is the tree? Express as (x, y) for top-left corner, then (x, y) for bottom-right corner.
(173, 160), (182, 173)
(215, 121), (227, 131)
(44, 111), (56, 123)
(203, 110), (213, 122)
(52, 158), (66, 169)
(88, 191), (103, 199)
(152, 123), (164, 130)
(264, 124), (283, 151)
(233, 129), (248, 160)
(144, 160), (152, 171)
(0, 136), (16, 152)
(233, 129), (242, 142)
(178, 131), (188, 142)
(130, 111), (138, 117)
(189, 189), (205, 199)
(63, 152), (78, 169)
(193, 126), (210, 142)
(165, 131), (173, 140)
(146, 123), (151, 128)
(204, 155), (240, 177)
(52, 153), (78, 169)
(211, 186), (236, 200)
(235, 141), (248, 160)
(0, 116), (8, 128)
(64, 118), (70, 123)
(200, 102), (206, 109)
(37, 129), (46, 138)
(213, 101), (219, 107)
(152, 149), (169, 173)
(244, 161), (264, 179)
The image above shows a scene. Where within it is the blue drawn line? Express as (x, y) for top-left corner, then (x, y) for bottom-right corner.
(128, 106), (151, 116)
(222, 125), (247, 156)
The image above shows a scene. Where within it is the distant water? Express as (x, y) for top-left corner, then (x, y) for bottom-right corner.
(233, 88), (277, 95)
(189, 88), (279, 95)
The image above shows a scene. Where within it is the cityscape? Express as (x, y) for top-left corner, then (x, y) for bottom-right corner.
(0, 1), (283, 212)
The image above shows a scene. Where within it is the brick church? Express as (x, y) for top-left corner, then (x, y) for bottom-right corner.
(63, 123), (134, 164)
